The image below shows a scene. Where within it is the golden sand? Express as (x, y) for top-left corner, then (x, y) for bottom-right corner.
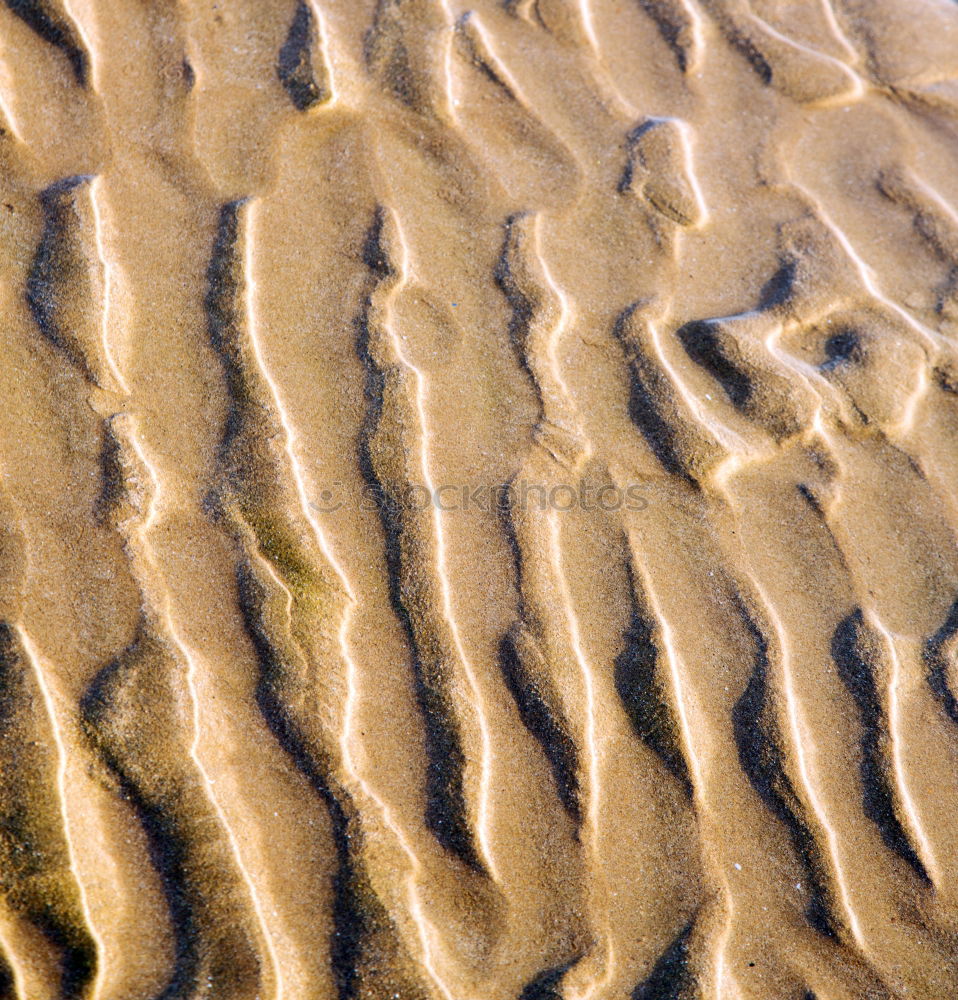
(2, 0), (958, 997)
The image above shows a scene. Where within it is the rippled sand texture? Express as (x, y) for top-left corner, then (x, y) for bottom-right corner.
(3, 0), (958, 998)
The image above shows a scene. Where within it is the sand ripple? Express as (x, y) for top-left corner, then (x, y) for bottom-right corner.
(2, 1), (958, 997)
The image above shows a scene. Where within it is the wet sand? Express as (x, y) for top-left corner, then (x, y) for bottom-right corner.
(2, 0), (958, 997)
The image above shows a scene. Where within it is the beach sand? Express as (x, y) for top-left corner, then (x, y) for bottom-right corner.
(2, 1), (958, 997)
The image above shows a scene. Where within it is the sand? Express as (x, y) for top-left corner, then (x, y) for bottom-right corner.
(2, 0), (958, 997)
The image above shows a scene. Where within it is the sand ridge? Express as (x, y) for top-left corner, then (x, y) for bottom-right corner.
(2, 0), (958, 997)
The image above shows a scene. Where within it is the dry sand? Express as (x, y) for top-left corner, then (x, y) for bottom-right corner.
(2, 0), (958, 997)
